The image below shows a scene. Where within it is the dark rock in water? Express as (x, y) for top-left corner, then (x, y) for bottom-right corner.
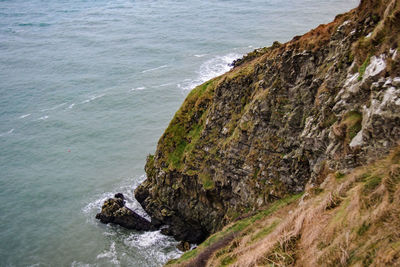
(114, 193), (124, 200)
(96, 197), (156, 231)
(176, 241), (190, 252)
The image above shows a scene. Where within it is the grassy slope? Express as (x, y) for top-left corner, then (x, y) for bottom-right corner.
(167, 147), (400, 266)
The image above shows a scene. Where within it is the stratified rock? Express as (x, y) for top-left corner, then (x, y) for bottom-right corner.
(96, 195), (156, 231)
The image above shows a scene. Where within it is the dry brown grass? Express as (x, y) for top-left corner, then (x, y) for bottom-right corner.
(169, 147), (400, 267)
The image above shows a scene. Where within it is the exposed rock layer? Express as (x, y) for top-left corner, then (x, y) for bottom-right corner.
(135, 0), (400, 243)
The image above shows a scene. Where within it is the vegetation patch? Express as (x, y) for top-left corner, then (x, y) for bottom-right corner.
(358, 54), (371, 81)
(362, 175), (382, 194)
(200, 173), (215, 190)
(250, 219), (280, 243)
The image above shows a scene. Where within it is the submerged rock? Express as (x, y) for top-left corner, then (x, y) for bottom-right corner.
(95, 194), (156, 231)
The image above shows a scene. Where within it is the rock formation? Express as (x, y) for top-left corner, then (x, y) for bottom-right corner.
(96, 193), (156, 231)
(134, 0), (400, 244)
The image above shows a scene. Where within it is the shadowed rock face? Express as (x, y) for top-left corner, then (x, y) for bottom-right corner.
(96, 194), (156, 231)
(135, 0), (400, 244)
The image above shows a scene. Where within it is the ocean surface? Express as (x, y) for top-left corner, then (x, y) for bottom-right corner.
(0, 0), (358, 266)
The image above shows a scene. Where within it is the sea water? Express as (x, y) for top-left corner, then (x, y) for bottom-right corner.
(0, 0), (358, 266)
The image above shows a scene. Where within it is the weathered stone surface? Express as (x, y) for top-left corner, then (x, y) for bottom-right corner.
(135, 0), (400, 244)
(96, 194), (156, 231)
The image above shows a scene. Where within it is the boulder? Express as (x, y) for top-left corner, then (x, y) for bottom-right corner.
(176, 241), (191, 252)
(95, 194), (156, 231)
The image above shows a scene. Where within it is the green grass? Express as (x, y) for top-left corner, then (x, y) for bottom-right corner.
(335, 171), (346, 180)
(362, 175), (382, 194)
(219, 255), (237, 267)
(168, 194), (302, 265)
(357, 222), (371, 236)
(250, 220), (280, 242)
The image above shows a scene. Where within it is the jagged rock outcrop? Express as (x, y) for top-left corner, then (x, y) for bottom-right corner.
(135, 0), (400, 243)
(96, 193), (156, 231)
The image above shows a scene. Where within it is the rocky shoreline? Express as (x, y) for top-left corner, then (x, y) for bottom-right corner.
(97, 0), (400, 262)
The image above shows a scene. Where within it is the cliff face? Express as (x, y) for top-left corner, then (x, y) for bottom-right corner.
(135, 0), (400, 243)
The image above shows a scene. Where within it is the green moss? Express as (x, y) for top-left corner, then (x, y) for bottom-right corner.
(168, 140), (187, 169)
(343, 111), (362, 142)
(200, 173), (215, 190)
(358, 55), (371, 81)
(158, 78), (220, 170)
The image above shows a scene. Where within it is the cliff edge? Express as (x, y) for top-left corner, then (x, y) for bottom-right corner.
(135, 0), (400, 246)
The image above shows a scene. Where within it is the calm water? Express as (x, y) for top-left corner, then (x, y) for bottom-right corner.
(0, 0), (358, 266)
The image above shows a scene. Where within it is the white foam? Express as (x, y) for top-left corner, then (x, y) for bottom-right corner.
(96, 242), (120, 265)
(178, 52), (241, 91)
(68, 103), (75, 109)
(124, 231), (182, 263)
(81, 94), (106, 104)
(36, 115), (49, 121)
(130, 86), (146, 91)
(155, 83), (173, 88)
(194, 54), (207, 58)
(124, 231), (164, 248)
(141, 65), (168, 73)
(0, 128), (14, 137)
(71, 261), (93, 267)
(19, 113), (31, 119)
(40, 102), (67, 112)
(82, 191), (114, 215)
(82, 175), (148, 218)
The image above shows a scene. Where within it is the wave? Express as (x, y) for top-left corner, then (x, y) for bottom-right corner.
(124, 230), (182, 263)
(96, 242), (120, 265)
(0, 128), (14, 137)
(82, 175), (148, 218)
(81, 94), (106, 104)
(194, 54), (207, 58)
(177, 52), (241, 91)
(130, 86), (146, 91)
(19, 113), (31, 119)
(40, 102), (67, 112)
(68, 103), (75, 109)
(141, 65), (168, 73)
(36, 115), (49, 121)
(82, 175), (182, 265)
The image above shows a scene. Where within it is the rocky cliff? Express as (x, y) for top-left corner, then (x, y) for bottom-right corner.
(135, 0), (400, 244)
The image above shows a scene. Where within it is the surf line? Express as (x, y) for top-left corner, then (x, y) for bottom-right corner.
(141, 65), (168, 73)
